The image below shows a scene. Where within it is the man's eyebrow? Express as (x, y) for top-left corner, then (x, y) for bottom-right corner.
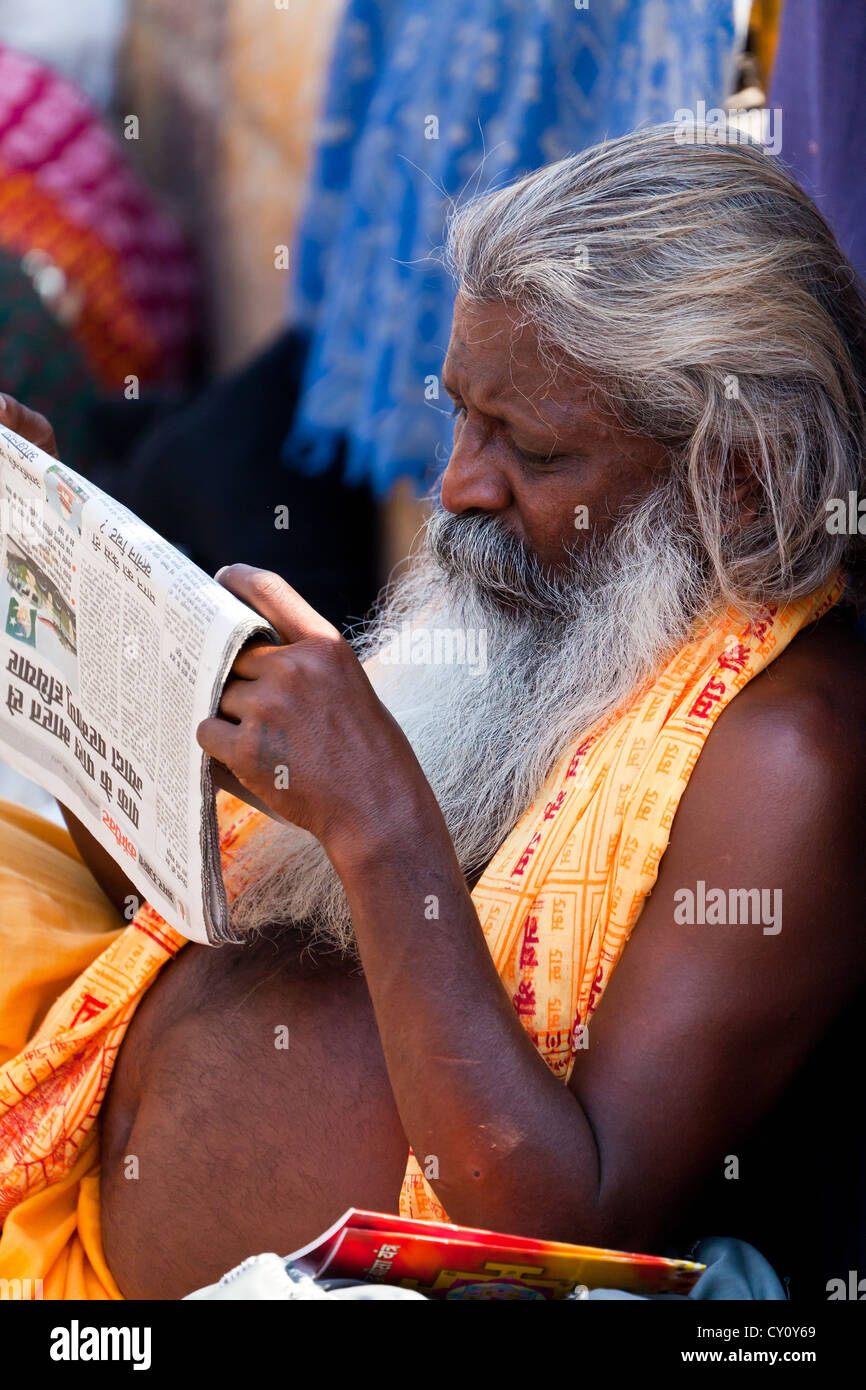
(441, 369), (574, 450)
(443, 369), (537, 418)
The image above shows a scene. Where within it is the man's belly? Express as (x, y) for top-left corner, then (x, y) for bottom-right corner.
(100, 931), (408, 1299)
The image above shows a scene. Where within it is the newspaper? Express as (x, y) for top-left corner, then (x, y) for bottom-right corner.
(0, 425), (278, 945)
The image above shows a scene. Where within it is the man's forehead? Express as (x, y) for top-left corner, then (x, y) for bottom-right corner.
(444, 295), (594, 422)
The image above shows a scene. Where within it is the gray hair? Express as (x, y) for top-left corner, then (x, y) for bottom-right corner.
(447, 123), (866, 610)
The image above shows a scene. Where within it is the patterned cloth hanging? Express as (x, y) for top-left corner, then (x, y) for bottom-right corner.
(0, 42), (197, 389)
(283, 0), (739, 497)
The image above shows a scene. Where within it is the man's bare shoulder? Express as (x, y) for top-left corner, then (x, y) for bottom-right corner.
(662, 602), (866, 964)
(572, 607), (866, 1248)
(694, 604), (866, 806)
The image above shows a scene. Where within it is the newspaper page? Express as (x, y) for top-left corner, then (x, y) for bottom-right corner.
(0, 425), (276, 945)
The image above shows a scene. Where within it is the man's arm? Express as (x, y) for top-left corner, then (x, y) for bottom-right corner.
(198, 567), (866, 1248)
(59, 804), (137, 920)
(332, 672), (866, 1247)
(561, 664), (866, 1249)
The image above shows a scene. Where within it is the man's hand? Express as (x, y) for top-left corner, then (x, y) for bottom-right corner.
(196, 565), (437, 868)
(0, 394), (58, 457)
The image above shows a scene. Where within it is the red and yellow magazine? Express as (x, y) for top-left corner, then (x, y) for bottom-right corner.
(288, 1209), (705, 1300)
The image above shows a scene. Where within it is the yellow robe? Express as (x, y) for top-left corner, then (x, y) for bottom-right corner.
(0, 577), (841, 1294)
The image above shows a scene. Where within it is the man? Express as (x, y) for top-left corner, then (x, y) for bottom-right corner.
(2, 124), (866, 1301)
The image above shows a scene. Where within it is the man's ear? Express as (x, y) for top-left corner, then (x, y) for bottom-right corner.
(723, 452), (763, 532)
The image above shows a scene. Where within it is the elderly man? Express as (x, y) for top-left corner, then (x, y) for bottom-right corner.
(2, 125), (866, 1302)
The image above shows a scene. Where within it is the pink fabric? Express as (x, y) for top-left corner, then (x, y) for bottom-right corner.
(0, 44), (196, 382)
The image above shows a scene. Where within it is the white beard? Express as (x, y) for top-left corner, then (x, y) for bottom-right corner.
(227, 478), (713, 953)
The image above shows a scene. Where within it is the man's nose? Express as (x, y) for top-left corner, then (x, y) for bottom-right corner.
(439, 425), (512, 515)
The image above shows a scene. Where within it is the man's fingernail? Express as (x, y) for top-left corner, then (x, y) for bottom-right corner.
(0, 396), (6, 411)
(214, 565), (230, 581)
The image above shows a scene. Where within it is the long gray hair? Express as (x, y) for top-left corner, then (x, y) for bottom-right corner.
(447, 123), (866, 610)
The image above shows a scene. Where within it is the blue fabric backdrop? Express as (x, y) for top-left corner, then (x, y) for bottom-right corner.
(284, 0), (738, 496)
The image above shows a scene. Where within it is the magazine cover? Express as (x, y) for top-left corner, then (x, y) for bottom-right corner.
(289, 1209), (705, 1300)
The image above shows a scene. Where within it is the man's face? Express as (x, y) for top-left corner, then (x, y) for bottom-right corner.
(440, 295), (669, 573)
(233, 301), (705, 949)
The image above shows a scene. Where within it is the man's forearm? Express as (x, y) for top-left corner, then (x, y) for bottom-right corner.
(58, 803), (136, 919)
(333, 807), (605, 1242)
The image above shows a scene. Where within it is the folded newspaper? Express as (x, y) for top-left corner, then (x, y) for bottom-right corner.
(0, 424), (279, 945)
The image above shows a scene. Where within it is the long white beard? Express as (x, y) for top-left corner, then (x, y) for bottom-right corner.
(228, 479), (713, 953)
